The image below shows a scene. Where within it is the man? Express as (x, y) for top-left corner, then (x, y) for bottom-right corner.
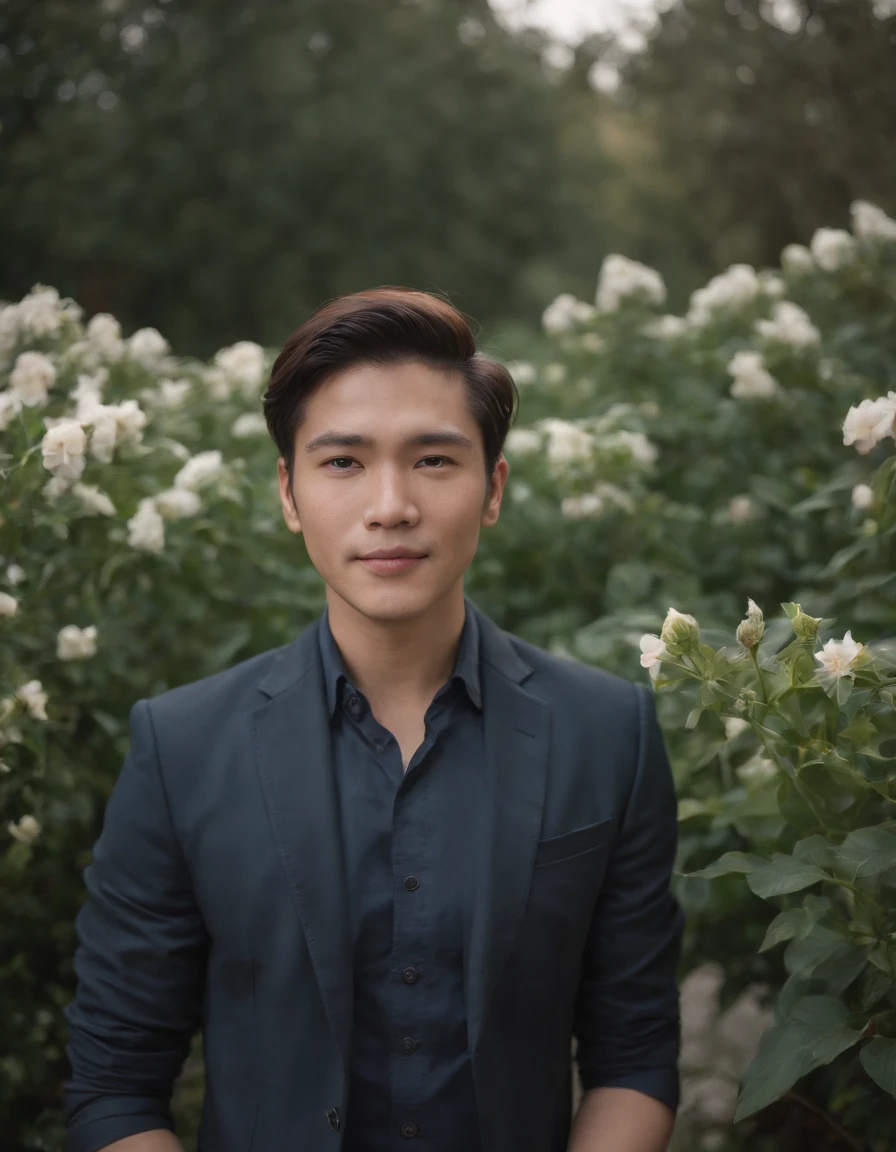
(64, 287), (684, 1152)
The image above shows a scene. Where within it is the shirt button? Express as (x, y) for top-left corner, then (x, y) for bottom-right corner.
(346, 694), (362, 715)
(402, 1036), (417, 1053)
(404, 875), (420, 891)
(402, 966), (418, 984)
(400, 1121), (418, 1138)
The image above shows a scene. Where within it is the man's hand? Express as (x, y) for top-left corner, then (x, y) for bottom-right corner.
(568, 1086), (675, 1152)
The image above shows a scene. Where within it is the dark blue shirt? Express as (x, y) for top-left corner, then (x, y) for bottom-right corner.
(318, 600), (485, 1151)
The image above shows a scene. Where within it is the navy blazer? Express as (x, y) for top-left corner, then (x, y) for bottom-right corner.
(64, 601), (683, 1152)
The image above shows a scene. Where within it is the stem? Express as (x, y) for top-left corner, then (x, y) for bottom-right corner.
(750, 648), (769, 705)
(783, 1091), (867, 1152)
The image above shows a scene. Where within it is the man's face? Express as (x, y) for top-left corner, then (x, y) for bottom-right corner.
(277, 359), (508, 622)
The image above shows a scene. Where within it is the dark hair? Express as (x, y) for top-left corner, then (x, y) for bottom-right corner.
(263, 287), (518, 480)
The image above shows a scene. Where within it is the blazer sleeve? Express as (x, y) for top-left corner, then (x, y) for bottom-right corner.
(63, 698), (208, 1152)
(572, 681), (684, 1112)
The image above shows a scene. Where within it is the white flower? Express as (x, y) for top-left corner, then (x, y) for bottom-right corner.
(173, 449), (225, 491)
(6, 564), (25, 586)
(639, 634), (667, 680)
(154, 488), (201, 519)
(86, 313), (124, 359)
(8, 814), (42, 844)
(71, 372), (107, 421)
(152, 378), (192, 408)
(595, 254), (666, 313)
(687, 264), (760, 325)
(728, 349), (780, 399)
(850, 200), (896, 242)
(542, 293), (596, 335)
(57, 624), (98, 661)
(842, 394), (896, 454)
(561, 492), (605, 519)
(127, 327), (169, 367)
(127, 498), (165, 553)
(9, 351), (56, 407)
(728, 495), (759, 523)
(41, 419), (87, 481)
(724, 716), (749, 740)
(87, 400), (148, 463)
(851, 483), (874, 510)
(736, 753), (777, 784)
(536, 418), (595, 466)
(18, 285), (80, 336)
(505, 428), (542, 456)
(214, 341), (266, 398)
(0, 592), (18, 617)
(0, 303), (20, 361)
(755, 301), (820, 349)
(72, 483), (116, 517)
(577, 332), (605, 353)
(815, 630), (863, 678)
(0, 389), (24, 430)
(758, 271), (785, 296)
(230, 412), (267, 438)
(505, 360), (537, 386)
(810, 227), (856, 271)
(661, 607), (699, 647)
(609, 429), (658, 465)
(781, 244), (814, 275)
(16, 679), (48, 720)
(644, 314), (688, 339)
(42, 475), (71, 501)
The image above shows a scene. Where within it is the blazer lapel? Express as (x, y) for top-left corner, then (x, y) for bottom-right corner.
(464, 605), (551, 1055)
(250, 618), (353, 1072)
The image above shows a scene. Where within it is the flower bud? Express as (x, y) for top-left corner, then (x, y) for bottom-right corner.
(736, 598), (765, 650)
(660, 607), (700, 650)
(791, 606), (821, 643)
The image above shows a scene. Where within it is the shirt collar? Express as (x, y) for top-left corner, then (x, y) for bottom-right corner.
(318, 597), (482, 718)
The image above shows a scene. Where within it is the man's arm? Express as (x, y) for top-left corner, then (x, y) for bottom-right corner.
(64, 699), (207, 1152)
(571, 682), (684, 1151)
(568, 1088), (674, 1152)
(97, 1134), (184, 1152)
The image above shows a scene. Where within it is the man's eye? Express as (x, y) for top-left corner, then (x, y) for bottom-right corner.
(323, 456), (451, 470)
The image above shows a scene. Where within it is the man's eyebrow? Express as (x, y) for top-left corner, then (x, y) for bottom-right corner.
(303, 430), (476, 454)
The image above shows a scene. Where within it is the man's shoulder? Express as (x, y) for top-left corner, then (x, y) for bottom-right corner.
(499, 626), (643, 715)
(143, 638), (294, 728)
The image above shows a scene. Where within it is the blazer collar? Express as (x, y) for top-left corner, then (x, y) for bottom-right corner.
(257, 596), (533, 703)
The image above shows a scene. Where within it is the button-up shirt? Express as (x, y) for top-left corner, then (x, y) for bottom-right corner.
(318, 600), (485, 1151)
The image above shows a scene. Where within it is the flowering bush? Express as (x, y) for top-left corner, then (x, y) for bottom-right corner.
(2, 199), (895, 1148)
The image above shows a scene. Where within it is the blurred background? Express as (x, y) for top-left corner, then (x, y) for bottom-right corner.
(2, 2), (896, 1150)
(3, 0), (894, 355)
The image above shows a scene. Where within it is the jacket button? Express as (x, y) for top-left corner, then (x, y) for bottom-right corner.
(403, 875), (420, 891)
(402, 966), (418, 984)
(400, 1121), (418, 1138)
(402, 1036), (417, 1053)
(327, 1107), (340, 1132)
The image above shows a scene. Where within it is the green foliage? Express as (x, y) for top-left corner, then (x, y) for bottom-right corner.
(3, 202), (896, 1147)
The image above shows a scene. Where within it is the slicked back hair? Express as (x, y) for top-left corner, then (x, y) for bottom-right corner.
(263, 287), (519, 483)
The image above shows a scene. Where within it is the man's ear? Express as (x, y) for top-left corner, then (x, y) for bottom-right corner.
(277, 457), (302, 534)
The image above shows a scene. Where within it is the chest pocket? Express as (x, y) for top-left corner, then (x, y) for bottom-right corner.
(533, 817), (615, 868)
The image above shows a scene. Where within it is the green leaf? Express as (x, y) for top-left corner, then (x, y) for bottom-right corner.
(793, 835), (835, 866)
(686, 850), (765, 880)
(833, 828), (896, 881)
(735, 996), (866, 1121)
(860, 1037), (896, 1098)
(760, 907), (818, 953)
(747, 855), (828, 898)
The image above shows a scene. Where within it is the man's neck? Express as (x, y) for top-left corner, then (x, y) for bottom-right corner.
(325, 587), (467, 710)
